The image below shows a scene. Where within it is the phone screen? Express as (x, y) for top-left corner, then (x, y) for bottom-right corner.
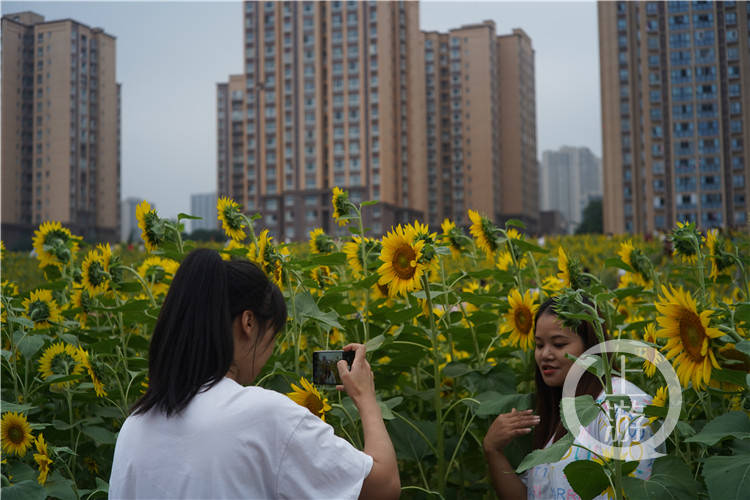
(312, 350), (355, 385)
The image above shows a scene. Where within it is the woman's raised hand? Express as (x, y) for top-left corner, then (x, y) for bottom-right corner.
(483, 408), (540, 453)
(336, 343), (375, 409)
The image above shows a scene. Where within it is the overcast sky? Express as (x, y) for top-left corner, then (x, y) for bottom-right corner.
(3, 0), (601, 220)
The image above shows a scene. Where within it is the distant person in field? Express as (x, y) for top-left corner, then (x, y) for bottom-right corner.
(109, 248), (399, 499)
(483, 296), (654, 499)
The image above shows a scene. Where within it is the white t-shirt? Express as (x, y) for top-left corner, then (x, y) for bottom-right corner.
(521, 378), (655, 500)
(110, 377), (373, 499)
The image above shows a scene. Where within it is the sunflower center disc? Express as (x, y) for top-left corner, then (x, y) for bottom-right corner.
(393, 246), (416, 279)
(515, 308), (531, 334)
(8, 426), (23, 443)
(679, 311), (705, 360)
(305, 394), (323, 415)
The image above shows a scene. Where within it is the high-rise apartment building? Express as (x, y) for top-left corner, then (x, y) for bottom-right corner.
(598, 1), (750, 234)
(217, 74), (247, 205)
(421, 23), (538, 231)
(2, 11), (121, 245)
(497, 29), (539, 233)
(540, 146), (602, 233)
(221, 0), (425, 241)
(422, 22), (501, 227)
(190, 192), (218, 232)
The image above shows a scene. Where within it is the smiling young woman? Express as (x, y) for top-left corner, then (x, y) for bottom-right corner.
(483, 296), (655, 499)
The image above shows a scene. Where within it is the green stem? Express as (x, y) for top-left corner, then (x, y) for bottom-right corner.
(444, 407), (476, 484)
(422, 275), (445, 493)
(694, 239), (707, 303)
(66, 390), (78, 481)
(285, 271), (301, 376)
(354, 205), (371, 346)
(120, 266), (157, 307)
(731, 252), (750, 300)
(240, 213), (259, 248)
(457, 301), (481, 363)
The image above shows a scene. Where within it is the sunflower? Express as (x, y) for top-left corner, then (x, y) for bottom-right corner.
(617, 240), (650, 286)
(655, 285), (723, 389)
(1, 412), (34, 457)
(221, 239), (249, 261)
(217, 196), (247, 241)
(557, 247), (571, 287)
(70, 287), (93, 327)
(137, 256), (179, 298)
(33, 434), (52, 485)
(37, 342), (86, 390)
(377, 225), (426, 297)
(541, 274), (565, 293)
(331, 187), (352, 227)
(81, 245), (111, 296)
(468, 209), (499, 256)
(502, 289), (539, 352)
(135, 200), (165, 252)
(311, 266), (338, 292)
(84, 456), (100, 475)
(705, 229), (733, 281)
(2, 280), (19, 297)
(648, 386), (668, 424)
(641, 322), (659, 377)
(22, 289), (62, 330)
(286, 377), (332, 421)
(32, 221), (81, 269)
(670, 221), (703, 264)
(76, 347), (107, 398)
(309, 228), (335, 254)
(343, 236), (381, 278)
(440, 218), (465, 258)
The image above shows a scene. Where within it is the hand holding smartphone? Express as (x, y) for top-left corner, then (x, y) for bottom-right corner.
(313, 350), (356, 385)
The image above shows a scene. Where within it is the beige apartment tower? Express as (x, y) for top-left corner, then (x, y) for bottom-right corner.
(2, 11), (121, 246)
(598, 1), (750, 234)
(220, 0), (426, 241)
(421, 23), (538, 232)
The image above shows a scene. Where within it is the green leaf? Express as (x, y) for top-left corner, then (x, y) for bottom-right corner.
(360, 200), (379, 206)
(604, 257), (635, 273)
(504, 218), (526, 230)
(177, 213), (202, 221)
(1, 400), (35, 413)
(15, 334), (45, 360)
(711, 368), (749, 388)
(685, 411), (750, 446)
(43, 471), (78, 500)
(735, 340), (750, 357)
(563, 460), (610, 500)
(516, 433), (575, 473)
(561, 394), (601, 432)
(702, 452), (750, 500)
(365, 334), (385, 353)
(1, 480), (46, 500)
(512, 238), (549, 254)
(476, 391), (533, 417)
(622, 456), (700, 500)
(81, 425), (117, 445)
(735, 303), (750, 324)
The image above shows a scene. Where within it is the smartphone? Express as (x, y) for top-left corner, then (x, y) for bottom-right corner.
(312, 350), (355, 386)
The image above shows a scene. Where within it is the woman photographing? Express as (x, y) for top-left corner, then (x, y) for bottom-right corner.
(110, 248), (399, 499)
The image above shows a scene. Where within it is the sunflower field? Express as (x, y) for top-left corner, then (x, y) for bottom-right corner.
(2, 190), (750, 500)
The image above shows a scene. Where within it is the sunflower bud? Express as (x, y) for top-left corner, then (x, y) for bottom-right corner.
(331, 187), (355, 227)
(670, 221), (701, 262)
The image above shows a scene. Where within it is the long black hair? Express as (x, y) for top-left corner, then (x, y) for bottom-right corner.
(532, 296), (608, 450)
(131, 248), (287, 416)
